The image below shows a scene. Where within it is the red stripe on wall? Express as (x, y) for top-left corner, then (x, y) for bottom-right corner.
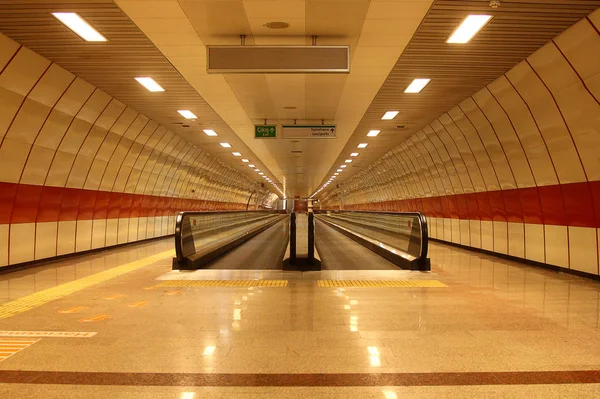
(0, 182), (247, 225)
(345, 181), (600, 228)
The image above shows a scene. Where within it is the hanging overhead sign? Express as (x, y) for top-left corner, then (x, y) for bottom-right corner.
(281, 125), (336, 139)
(255, 125), (277, 138)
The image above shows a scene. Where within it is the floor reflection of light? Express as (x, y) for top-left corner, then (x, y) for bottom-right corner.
(344, 305), (351, 310)
(350, 300), (358, 305)
(233, 308), (241, 320)
(202, 346), (215, 356)
(350, 315), (358, 331)
(382, 391), (397, 399)
(368, 346), (381, 367)
(242, 296), (248, 301)
(181, 392), (196, 399)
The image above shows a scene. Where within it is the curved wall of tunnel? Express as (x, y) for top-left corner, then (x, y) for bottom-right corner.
(322, 12), (600, 276)
(0, 33), (277, 268)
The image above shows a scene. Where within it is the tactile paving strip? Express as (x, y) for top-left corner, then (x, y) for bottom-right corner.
(156, 280), (288, 288)
(317, 280), (447, 288)
(0, 250), (174, 320)
(0, 338), (39, 362)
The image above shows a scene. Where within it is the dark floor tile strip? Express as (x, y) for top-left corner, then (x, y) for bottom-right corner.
(1, 370), (600, 386)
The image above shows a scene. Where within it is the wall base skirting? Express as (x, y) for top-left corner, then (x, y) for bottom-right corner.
(430, 238), (600, 282)
(0, 234), (174, 275)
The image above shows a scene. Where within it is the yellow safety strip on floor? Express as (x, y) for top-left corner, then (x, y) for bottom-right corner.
(156, 280), (288, 288)
(0, 338), (39, 362)
(317, 280), (447, 288)
(0, 250), (173, 320)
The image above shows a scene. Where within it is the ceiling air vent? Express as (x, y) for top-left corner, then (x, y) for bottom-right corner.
(290, 150), (303, 154)
(396, 125), (407, 129)
(207, 46), (350, 74)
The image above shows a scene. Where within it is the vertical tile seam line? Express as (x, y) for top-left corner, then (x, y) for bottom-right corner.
(485, 86), (540, 261)
(550, 37), (600, 274)
(160, 140), (196, 210)
(523, 58), (588, 270)
(435, 118), (481, 222)
(4, 59), (53, 266)
(503, 72), (562, 264)
(134, 127), (172, 197)
(414, 133), (447, 201)
(23, 74), (78, 257)
(469, 94), (518, 254)
(0, 44), (23, 149)
(447, 110), (493, 245)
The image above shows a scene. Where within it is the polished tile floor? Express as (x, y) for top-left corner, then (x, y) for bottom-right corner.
(0, 237), (599, 398)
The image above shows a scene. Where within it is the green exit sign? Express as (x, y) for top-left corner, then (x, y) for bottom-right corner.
(255, 125), (277, 138)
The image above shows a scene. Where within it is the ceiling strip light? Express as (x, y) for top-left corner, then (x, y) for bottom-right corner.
(232, 152), (241, 156)
(404, 78), (431, 93)
(220, 143), (231, 148)
(203, 129), (217, 136)
(367, 130), (380, 137)
(52, 12), (107, 42)
(447, 15), (493, 44)
(177, 110), (197, 119)
(134, 77), (165, 92)
(357, 143), (368, 148)
(381, 111), (398, 120)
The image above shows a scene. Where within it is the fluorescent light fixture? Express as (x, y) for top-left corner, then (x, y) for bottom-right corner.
(254, 169), (260, 172)
(367, 130), (380, 137)
(404, 78), (431, 93)
(203, 129), (217, 136)
(219, 142), (231, 148)
(334, 173), (339, 176)
(447, 14), (493, 44)
(350, 152), (359, 157)
(340, 165), (347, 168)
(259, 172), (264, 175)
(337, 169), (342, 172)
(381, 111), (398, 120)
(232, 152), (241, 156)
(134, 77), (165, 92)
(52, 13), (107, 42)
(241, 159), (249, 163)
(357, 143), (368, 148)
(345, 159), (352, 163)
(177, 110), (197, 119)
(249, 164), (255, 168)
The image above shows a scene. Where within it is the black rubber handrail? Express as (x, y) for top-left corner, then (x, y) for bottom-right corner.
(174, 210), (287, 264)
(314, 210), (429, 270)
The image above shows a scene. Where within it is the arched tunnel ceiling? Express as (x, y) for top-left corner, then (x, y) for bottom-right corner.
(1, 0), (599, 199)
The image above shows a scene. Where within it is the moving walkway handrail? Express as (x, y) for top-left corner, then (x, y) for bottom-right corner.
(314, 210), (429, 270)
(174, 210), (286, 265)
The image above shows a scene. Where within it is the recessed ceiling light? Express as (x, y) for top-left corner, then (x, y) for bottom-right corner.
(259, 172), (264, 175)
(381, 111), (398, 120)
(367, 130), (380, 137)
(203, 129), (217, 136)
(334, 173), (339, 176)
(345, 159), (352, 163)
(232, 152), (241, 156)
(220, 143), (231, 148)
(350, 152), (359, 157)
(340, 165), (347, 168)
(177, 110), (197, 119)
(254, 169), (260, 172)
(404, 78), (431, 93)
(447, 15), (493, 44)
(337, 169), (342, 172)
(249, 164), (255, 168)
(134, 77), (165, 92)
(52, 12), (107, 42)
(242, 159), (249, 163)
(357, 143), (368, 148)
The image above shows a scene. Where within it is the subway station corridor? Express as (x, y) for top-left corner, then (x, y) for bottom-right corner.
(1, 0), (600, 397)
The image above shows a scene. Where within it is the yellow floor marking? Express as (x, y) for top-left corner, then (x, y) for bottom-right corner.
(0, 250), (173, 320)
(143, 286), (159, 290)
(165, 290), (183, 296)
(0, 331), (97, 338)
(103, 294), (127, 300)
(58, 306), (88, 314)
(156, 280), (289, 288)
(127, 301), (149, 308)
(79, 315), (110, 323)
(0, 338), (39, 362)
(317, 280), (447, 288)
